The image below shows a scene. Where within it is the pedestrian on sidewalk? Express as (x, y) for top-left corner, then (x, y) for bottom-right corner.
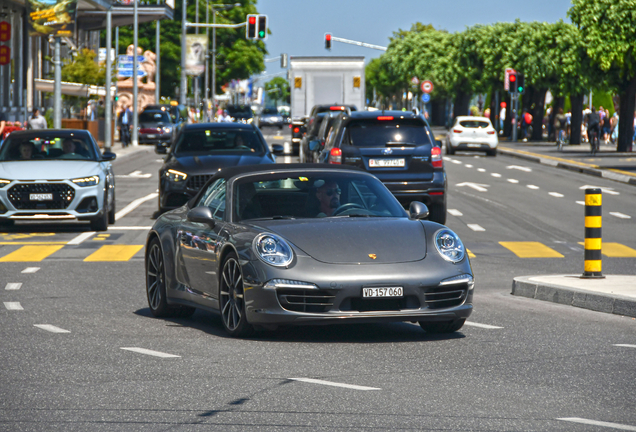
(27, 108), (48, 130)
(118, 104), (132, 148)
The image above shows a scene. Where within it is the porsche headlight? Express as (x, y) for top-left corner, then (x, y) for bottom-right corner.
(0, 179), (11, 188)
(166, 169), (188, 182)
(72, 175), (100, 187)
(435, 229), (465, 263)
(254, 234), (293, 267)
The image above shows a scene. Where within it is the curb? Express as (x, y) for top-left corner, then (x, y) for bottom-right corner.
(497, 147), (636, 187)
(512, 276), (636, 318)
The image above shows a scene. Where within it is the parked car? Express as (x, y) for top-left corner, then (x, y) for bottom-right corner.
(138, 110), (175, 153)
(158, 123), (282, 213)
(315, 110), (447, 224)
(145, 164), (473, 337)
(0, 129), (116, 231)
(446, 116), (498, 156)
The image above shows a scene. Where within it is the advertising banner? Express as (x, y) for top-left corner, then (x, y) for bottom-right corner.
(26, 0), (78, 37)
(185, 34), (207, 76)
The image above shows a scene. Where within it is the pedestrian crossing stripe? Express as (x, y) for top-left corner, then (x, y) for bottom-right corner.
(577, 242), (636, 258)
(84, 245), (144, 262)
(499, 242), (564, 258)
(0, 245), (65, 262)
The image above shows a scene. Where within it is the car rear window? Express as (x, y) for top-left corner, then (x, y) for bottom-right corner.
(459, 120), (490, 128)
(344, 119), (431, 148)
(140, 112), (170, 123)
(174, 129), (265, 154)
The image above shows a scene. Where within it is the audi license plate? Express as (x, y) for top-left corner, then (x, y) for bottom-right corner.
(29, 193), (53, 201)
(369, 158), (405, 168)
(146, 134), (156, 139)
(362, 287), (403, 298)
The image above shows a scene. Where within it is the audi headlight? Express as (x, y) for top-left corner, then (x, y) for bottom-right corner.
(254, 234), (293, 267)
(0, 179), (11, 188)
(72, 175), (100, 187)
(435, 229), (465, 263)
(166, 169), (188, 182)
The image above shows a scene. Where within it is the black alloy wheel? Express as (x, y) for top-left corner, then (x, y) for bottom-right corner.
(219, 252), (253, 337)
(419, 318), (466, 333)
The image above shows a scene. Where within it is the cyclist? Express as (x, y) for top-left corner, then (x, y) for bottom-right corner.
(554, 108), (568, 150)
(586, 107), (601, 154)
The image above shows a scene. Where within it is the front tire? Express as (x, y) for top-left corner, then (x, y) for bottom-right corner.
(419, 318), (466, 333)
(219, 252), (253, 338)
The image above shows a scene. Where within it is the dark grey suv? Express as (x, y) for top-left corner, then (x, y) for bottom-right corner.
(316, 110), (447, 224)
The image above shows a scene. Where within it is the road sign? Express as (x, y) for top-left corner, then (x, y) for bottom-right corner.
(0, 45), (10, 65)
(421, 80), (433, 94)
(411, 76), (420, 85)
(0, 21), (11, 42)
(421, 93), (431, 103)
(117, 55), (147, 78)
(504, 68), (515, 91)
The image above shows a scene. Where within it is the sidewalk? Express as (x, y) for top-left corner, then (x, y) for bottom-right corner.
(104, 141), (152, 158)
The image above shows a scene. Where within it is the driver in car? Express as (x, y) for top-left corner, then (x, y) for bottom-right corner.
(62, 138), (76, 154)
(315, 179), (341, 217)
(19, 142), (36, 160)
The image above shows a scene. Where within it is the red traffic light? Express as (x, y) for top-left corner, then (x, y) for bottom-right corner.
(248, 16), (256, 25)
(509, 74), (516, 83)
(326, 34), (331, 41)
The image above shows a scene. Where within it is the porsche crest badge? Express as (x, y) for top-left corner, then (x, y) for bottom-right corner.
(368, 254), (377, 259)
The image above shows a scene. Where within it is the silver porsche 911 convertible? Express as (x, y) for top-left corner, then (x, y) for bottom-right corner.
(145, 164), (473, 337)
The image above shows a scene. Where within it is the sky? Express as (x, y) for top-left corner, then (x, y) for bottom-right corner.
(256, 0), (574, 82)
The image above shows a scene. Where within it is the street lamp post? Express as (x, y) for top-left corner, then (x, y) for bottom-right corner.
(180, 0), (187, 105)
(211, 3), (240, 121)
(132, 0), (139, 146)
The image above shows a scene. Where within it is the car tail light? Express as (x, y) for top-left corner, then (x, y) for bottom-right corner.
(377, 116), (394, 121)
(330, 106), (345, 111)
(453, 129), (462, 133)
(431, 146), (443, 168)
(293, 127), (300, 134)
(329, 148), (342, 164)
(430, 191), (444, 196)
(487, 131), (496, 135)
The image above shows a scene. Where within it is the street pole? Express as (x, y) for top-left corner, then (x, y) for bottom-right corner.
(155, 0), (160, 104)
(211, 6), (216, 120)
(132, 0), (139, 146)
(204, 0), (209, 120)
(115, 28), (119, 109)
(511, 93), (518, 143)
(180, 0), (187, 105)
(194, 0), (199, 111)
(105, 8), (112, 150)
(53, 37), (61, 128)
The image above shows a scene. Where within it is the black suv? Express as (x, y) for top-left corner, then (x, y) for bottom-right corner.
(292, 104), (357, 155)
(316, 110), (447, 224)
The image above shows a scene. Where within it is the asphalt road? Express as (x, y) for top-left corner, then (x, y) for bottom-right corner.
(1, 129), (635, 431)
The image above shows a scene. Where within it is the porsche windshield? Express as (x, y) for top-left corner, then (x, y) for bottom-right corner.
(0, 135), (99, 161)
(174, 129), (266, 155)
(233, 173), (407, 221)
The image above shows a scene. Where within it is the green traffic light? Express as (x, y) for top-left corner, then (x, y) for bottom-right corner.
(518, 86), (523, 92)
(258, 31), (265, 38)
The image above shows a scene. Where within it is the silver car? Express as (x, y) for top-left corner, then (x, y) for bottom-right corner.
(0, 130), (116, 231)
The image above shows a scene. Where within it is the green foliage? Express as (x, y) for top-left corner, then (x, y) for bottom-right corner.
(61, 49), (105, 86)
(264, 76), (290, 105)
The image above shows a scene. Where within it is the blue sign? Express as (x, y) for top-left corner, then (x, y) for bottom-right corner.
(117, 69), (147, 78)
(421, 93), (431, 103)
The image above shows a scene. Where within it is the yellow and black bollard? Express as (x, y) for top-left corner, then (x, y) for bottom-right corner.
(582, 188), (604, 278)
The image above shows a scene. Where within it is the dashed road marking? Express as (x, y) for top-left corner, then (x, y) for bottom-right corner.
(557, 417), (636, 431)
(67, 232), (96, 245)
(491, 173), (502, 178)
(576, 243), (636, 258)
(527, 185), (540, 190)
(4, 302), (23, 310)
(0, 246), (64, 262)
(576, 201), (585, 206)
(34, 324), (70, 333)
(115, 193), (159, 221)
(507, 165), (532, 172)
(549, 192), (564, 198)
(500, 241), (564, 258)
(477, 168), (486, 172)
(465, 164), (473, 168)
(610, 212), (631, 219)
(614, 344), (636, 349)
(507, 179), (519, 183)
(467, 224), (485, 232)
(120, 347), (181, 358)
(448, 209), (463, 217)
(5, 283), (22, 290)
(290, 378), (381, 391)
(22, 267), (40, 273)
(579, 185), (620, 195)
(464, 321), (503, 329)
(108, 226), (153, 230)
(85, 245), (144, 262)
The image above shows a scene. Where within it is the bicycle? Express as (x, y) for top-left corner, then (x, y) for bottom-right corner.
(588, 129), (600, 155)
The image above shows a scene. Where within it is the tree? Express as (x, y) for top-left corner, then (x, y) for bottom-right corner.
(264, 76), (290, 106)
(61, 49), (105, 111)
(569, 0), (636, 151)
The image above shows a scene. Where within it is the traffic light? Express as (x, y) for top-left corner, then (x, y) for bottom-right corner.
(516, 73), (525, 94)
(507, 70), (517, 93)
(280, 53), (288, 69)
(325, 33), (332, 50)
(246, 14), (257, 39)
(257, 15), (267, 40)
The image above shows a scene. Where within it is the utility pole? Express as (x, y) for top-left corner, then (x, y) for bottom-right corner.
(194, 0), (199, 111)
(53, 37), (61, 128)
(155, 0), (160, 103)
(211, 5), (216, 119)
(204, 0), (209, 120)
(132, 0), (139, 146)
(105, 8), (112, 150)
(180, 0), (187, 105)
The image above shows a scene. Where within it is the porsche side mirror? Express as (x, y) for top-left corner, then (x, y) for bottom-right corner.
(271, 144), (284, 155)
(102, 151), (117, 161)
(308, 140), (322, 152)
(409, 201), (429, 220)
(187, 206), (216, 227)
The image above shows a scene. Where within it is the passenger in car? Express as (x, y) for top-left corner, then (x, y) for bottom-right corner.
(19, 142), (35, 159)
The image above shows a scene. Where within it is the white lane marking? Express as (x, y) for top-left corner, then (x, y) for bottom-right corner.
(614, 344), (636, 349)
(290, 378), (381, 391)
(477, 168), (486, 172)
(67, 231), (96, 245)
(527, 185), (540, 190)
(448, 209), (463, 217)
(116, 170), (152, 179)
(464, 164), (473, 168)
(457, 182), (489, 192)
(579, 185), (620, 195)
(610, 212), (632, 219)
(507, 165), (532, 172)
(507, 179), (519, 184)
(491, 173), (502, 178)
(115, 193), (159, 221)
(576, 201), (585, 206)
(451, 160), (462, 164)
(154, 159), (164, 163)
(557, 417), (636, 431)
(34, 324), (70, 333)
(108, 226), (153, 230)
(549, 192), (564, 198)
(467, 224), (485, 232)
(22, 267), (40, 273)
(4, 302), (23, 310)
(464, 321), (503, 329)
(5, 283), (22, 290)
(120, 347), (180, 358)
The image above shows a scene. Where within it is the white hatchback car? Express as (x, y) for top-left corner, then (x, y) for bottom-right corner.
(446, 116), (498, 156)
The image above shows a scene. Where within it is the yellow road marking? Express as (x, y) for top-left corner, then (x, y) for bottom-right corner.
(499, 242), (564, 258)
(0, 245), (64, 262)
(467, 249), (476, 258)
(84, 245), (144, 262)
(0, 233), (56, 240)
(578, 242), (636, 258)
(0, 242), (67, 245)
